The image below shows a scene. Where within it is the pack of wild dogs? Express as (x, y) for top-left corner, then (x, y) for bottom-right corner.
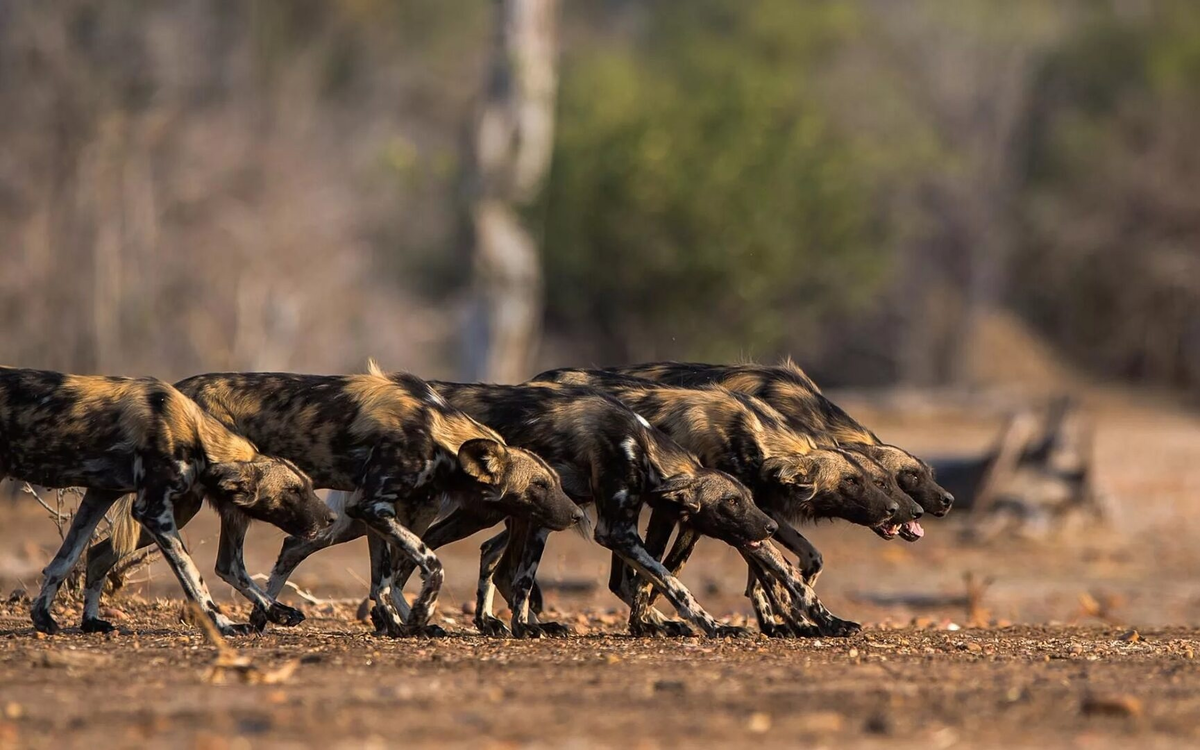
(1, 360), (953, 641)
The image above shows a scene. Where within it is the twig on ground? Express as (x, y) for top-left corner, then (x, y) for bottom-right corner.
(248, 574), (359, 607)
(187, 602), (299, 685)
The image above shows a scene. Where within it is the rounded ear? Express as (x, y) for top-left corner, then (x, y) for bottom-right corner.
(650, 474), (701, 514)
(458, 439), (510, 486)
(762, 455), (810, 486)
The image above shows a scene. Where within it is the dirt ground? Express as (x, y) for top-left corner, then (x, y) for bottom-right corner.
(2, 390), (1200, 749)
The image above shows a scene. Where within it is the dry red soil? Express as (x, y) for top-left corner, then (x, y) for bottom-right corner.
(1, 392), (1199, 748)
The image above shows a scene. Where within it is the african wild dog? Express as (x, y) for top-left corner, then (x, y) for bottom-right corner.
(613, 360), (954, 520)
(380, 380), (777, 638)
(4, 367), (331, 636)
(80, 363), (581, 637)
(80, 364), (580, 637)
(605, 361), (951, 634)
(532, 368), (904, 636)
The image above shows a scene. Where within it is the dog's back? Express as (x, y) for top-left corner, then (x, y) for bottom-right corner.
(431, 380), (695, 499)
(611, 361), (879, 446)
(0, 367), (229, 490)
(176, 368), (501, 490)
(532, 368), (816, 481)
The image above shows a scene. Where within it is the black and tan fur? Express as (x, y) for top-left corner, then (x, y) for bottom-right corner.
(533, 368), (903, 636)
(383, 380), (776, 638)
(613, 360), (954, 517)
(77, 363), (580, 637)
(605, 361), (950, 635)
(6, 367), (330, 636)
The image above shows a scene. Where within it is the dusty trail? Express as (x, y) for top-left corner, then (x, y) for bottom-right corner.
(1, 394), (1199, 748)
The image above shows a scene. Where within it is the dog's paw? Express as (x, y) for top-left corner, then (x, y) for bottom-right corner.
(80, 617), (116, 634)
(758, 620), (791, 638)
(388, 623), (448, 639)
(249, 606), (270, 633)
(715, 625), (752, 639)
(217, 621), (256, 638)
(534, 621), (572, 638)
(369, 605), (395, 635)
(511, 620), (546, 639)
(817, 616), (861, 638)
(30, 608), (61, 636)
(790, 622), (823, 638)
(629, 618), (695, 638)
(265, 602), (306, 627)
(474, 616), (512, 638)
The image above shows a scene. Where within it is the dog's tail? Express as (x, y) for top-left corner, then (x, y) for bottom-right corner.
(109, 495), (141, 558)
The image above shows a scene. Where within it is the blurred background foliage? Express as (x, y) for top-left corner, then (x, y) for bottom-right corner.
(0, 0), (1197, 396)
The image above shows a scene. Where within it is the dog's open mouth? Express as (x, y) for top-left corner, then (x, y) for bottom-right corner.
(742, 539), (765, 551)
(873, 522), (901, 540)
(899, 520), (925, 541)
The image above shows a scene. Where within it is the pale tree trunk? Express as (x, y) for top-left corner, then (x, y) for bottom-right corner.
(461, 0), (559, 383)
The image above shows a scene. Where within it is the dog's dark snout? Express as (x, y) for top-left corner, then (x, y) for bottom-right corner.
(884, 502), (899, 519)
(324, 510), (339, 526)
(765, 519), (779, 536)
(572, 507), (586, 524)
(912, 507), (923, 520)
(942, 492), (955, 509)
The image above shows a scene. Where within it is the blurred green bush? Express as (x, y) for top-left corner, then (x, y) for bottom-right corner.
(541, 1), (888, 362)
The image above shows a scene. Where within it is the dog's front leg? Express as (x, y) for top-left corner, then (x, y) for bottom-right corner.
(384, 506), (504, 630)
(473, 527), (513, 636)
(508, 525), (568, 638)
(264, 493), (368, 600)
(748, 517), (828, 636)
(133, 477), (249, 637)
(213, 510), (304, 631)
(594, 490), (724, 638)
(623, 507), (695, 637)
(768, 515), (824, 586)
(745, 559), (818, 637)
(348, 468), (446, 638)
(741, 542), (859, 637)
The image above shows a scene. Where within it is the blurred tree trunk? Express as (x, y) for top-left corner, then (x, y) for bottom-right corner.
(460, 0), (559, 383)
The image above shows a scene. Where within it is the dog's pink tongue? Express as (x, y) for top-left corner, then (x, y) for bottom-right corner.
(904, 520), (925, 539)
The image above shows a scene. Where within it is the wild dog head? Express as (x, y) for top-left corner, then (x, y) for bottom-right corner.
(851, 443), (953, 517)
(850, 450), (926, 542)
(204, 456), (333, 538)
(457, 438), (582, 531)
(761, 448), (899, 532)
(648, 468), (777, 551)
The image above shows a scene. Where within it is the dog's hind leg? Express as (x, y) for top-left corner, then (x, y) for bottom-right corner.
(475, 527), (512, 636)
(509, 525), (567, 638)
(31, 488), (124, 634)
